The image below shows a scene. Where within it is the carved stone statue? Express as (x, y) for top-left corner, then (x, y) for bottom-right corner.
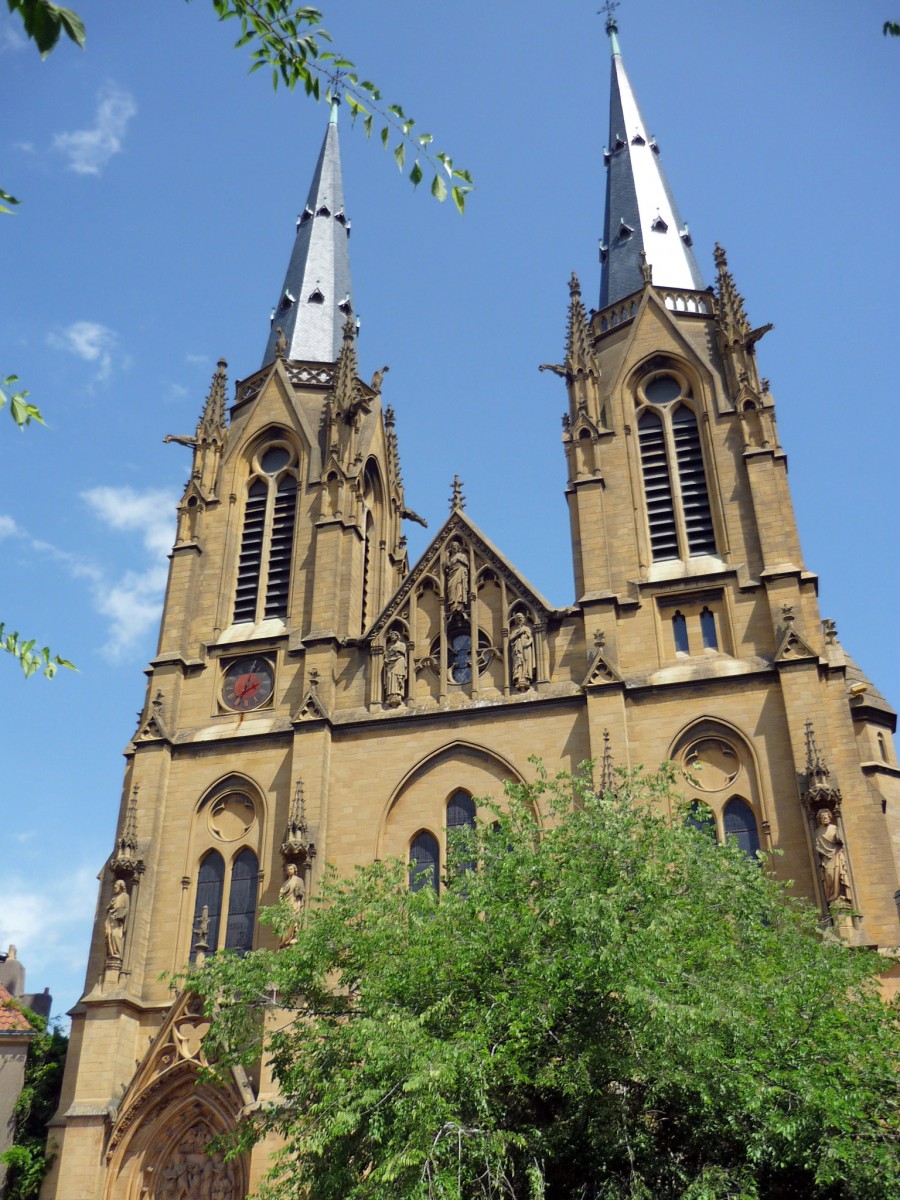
(274, 325), (287, 358)
(383, 630), (409, 707)
(814, 809), (852, 907)
(444, 540), (469, 612)
(278, 863), (305, 948)
(509, 613), (535, 691)
(104, 880), (130, 961)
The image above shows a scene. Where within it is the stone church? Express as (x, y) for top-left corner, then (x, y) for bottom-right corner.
(44, 20), (900, 1200)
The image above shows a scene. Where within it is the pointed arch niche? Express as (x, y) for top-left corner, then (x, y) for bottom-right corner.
(103, 994), (248, 1200)
(231, 427), (303, 625)
(670, 720), (769, 857)
(377, 742), (527, 869)
(179, 774), (267, 967)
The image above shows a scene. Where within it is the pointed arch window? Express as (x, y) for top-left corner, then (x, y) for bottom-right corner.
(409, 831), (439, 894)
(224, 849), (259, 955)
(447, 790), (476, 876)
(636, 373), (716, 563)
(233, 441), (299, 624)
(190, 851), (224, 963)
(723, 797), (760, 860)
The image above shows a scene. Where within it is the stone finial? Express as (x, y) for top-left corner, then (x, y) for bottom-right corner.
(802, 718), (842, 814)
(281, 779), (315, 864)
(823, 618), (838, 645)
(781, 603), (795, 626)
(195, 357), (228, 442)
(110, 785), (143, 879)
(593, 629), (607, 650)
(450, 475), (466, 512)
(599, 729), (615, 796)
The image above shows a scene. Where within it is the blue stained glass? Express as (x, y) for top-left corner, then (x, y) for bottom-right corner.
(448, 633), (473, 683)
(723, 797), (760, 859)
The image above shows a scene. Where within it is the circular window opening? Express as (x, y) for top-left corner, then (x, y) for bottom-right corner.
(431, 629), (495, 684)
(683, 738), (740, 792)
(208, 793), (256, 841)
(644, 375), (682, 406)
(259, 445), (291, 474)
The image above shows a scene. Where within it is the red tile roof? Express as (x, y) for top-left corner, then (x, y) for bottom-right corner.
(0, 983), (36, 1033)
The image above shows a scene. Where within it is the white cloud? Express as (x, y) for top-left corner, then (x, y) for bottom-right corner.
(53, 84), (136, 176)
(0, 514), (22, 539)
(81, 486), (179, 656)
(185, 354), (210, 367)
(47, 320), (118, 381)
(0, 864), (99, 979)
(0, 17), (26, 53)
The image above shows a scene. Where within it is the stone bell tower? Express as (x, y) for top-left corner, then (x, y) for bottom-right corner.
(42, 99), (414, 1199)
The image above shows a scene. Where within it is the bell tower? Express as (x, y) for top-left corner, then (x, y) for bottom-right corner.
(556, 16), (900, 949)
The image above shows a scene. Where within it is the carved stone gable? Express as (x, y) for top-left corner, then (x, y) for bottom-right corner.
(364, 510), (555, 708)
(582, 646), (624, 689)
(774, 627), (819, 665)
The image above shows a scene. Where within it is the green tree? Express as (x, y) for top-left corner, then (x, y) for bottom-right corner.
(0, 1004), (68, 1200)
(190, 765), (900, 1200)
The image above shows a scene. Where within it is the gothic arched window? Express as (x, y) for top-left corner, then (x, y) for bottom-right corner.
(233, 440), (299, 624)
(636, 373), (716, 563)
(224, 848), (259, 955)
(409, 831), (439, 893)
(190, 851), (224, 963)
(447, 790), (476, 876)
(723, 797), (760, 860)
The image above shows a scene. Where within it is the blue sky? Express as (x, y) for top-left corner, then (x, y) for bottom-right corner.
(1, 0), (897, 1020)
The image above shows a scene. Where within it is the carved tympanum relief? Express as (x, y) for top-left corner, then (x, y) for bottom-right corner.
(147, 1121), (238, 1200)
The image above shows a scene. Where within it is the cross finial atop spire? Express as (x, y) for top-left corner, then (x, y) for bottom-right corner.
(450, 475), (466, 511)
(599, 0), (620, 38)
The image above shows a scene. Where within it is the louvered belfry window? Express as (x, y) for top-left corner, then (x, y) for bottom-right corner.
(637, 374), (716, 563)
(233, 442), (299, 623)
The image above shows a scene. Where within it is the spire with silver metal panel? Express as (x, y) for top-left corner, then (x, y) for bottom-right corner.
(262, 99), (354, 366)
(599, 14), (704, 308)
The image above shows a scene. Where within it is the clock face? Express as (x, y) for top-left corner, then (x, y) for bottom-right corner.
(222, 657), (275, 712)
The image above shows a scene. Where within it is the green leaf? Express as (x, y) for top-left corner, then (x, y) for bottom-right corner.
(393, 142), (405, 171)
(380, 125), (390, 148)
(452, 185), (468, 215)
(431, 172), (447, 202)
(409, 160), (423, 188)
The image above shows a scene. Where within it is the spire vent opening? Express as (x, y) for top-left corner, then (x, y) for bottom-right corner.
(651, 214), (669, 233)
(631, 132), (646, 146)
(316, 204), (331, 218)
(278, 291), (296, 313)
(299, 207), (313, 225)
(612, 135), (626, 152)
(603, 148), (612, 166)
(338, 294), (352, 315)
(334, 209), (347, 226)
(679, 226), (693, 247)
(599, 242), (609, 264)
(308, 288), (325, 305)
(616, 222), (634, 243)
(649, 137), (660, 155)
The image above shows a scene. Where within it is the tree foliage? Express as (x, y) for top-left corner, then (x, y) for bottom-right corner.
(0, 1003), (68, 1200)
(191, 766), (900, 1200)
(198, 2), (473, 212)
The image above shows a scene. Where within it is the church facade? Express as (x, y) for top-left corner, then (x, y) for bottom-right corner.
(44, 22), (900, 1200)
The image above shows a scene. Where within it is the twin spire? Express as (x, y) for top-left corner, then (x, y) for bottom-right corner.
(260, 21), (701, 365)
(262, 101), (354, 366)
(599, 17), (704, 307)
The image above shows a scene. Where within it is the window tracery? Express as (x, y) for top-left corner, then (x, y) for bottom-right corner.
(675, 726), (765, 860)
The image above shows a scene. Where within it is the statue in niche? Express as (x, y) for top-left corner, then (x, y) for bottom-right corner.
(814, 809), (852, 907)
(278, 863), (305, 948)
(383, 630), (409, 707)
(509, 613), (536, 691)
(104, 879), (130, 961)
(444, 540), (469, 612)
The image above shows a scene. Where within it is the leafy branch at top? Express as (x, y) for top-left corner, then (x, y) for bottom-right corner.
(885, 21), (900, 36)
(1, 375), (45, 430)
(6, 0), (85, 57)
(202, 0), (474, 213)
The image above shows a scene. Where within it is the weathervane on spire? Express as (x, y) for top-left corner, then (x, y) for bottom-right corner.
(599, 0), (619, 35)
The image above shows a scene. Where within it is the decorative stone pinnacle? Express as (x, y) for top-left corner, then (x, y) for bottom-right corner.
(568, 271), (581, 299)
(281, 779), (315, 864)
(781, 604), (795, 626)
(594, 629), (606, 650)
(823, 618), (838, 645)
(111, 785), (143, 878)
(802, 719), (841, 814)
(599, 728), (615, 795)
(450, 475), (466, 511)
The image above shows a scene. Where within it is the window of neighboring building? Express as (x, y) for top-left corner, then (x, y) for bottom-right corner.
(233, 439), (299, 623)
(636, 373), (716, 563)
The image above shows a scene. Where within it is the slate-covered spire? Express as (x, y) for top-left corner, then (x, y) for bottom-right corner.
(599, 17), (704, 308)
(262, 101), (353, 366)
